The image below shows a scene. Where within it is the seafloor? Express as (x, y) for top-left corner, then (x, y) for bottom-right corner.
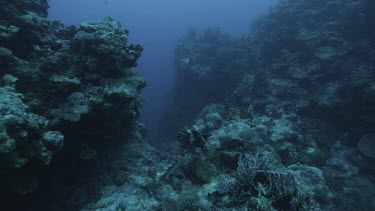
(0, 0), (374, 210)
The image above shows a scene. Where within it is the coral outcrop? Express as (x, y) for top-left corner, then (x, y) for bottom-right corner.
(0, 0), (145, 197)
(160, 29), (248, 140)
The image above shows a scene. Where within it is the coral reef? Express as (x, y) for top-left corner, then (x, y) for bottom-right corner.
(1, 0), (375, 210)
(167, 105), (333, 210)
(159, 28), (248, 140)
(155, 0), (375, 210)
(82, 0), (375, 201)
(0, 0), (145, 198)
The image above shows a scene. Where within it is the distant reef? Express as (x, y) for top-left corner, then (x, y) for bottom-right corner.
(159, 28), (248, 140)
(0, 0), (145, 196)
(163, 0), (375, 139)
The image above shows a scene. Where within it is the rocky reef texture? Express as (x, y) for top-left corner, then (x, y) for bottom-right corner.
(168, 104), (374, 210)
(0, 0), (145, 197)
(160, 29), (248, 140)
(153, 0), (375, 210)
(62, 0), (375, 210)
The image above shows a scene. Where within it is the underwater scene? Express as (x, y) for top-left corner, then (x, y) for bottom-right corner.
(0, 0), (375, 210)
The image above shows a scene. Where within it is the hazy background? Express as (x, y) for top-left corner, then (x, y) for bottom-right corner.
(48, 0), (277, 141)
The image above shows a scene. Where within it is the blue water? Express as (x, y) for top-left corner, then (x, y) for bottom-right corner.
(48, 0), (277, 139)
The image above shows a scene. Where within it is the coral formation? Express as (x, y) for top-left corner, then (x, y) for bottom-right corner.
(159, 28), (248, 140)
(0, 0), (145, 198)
(156, 0), (375, 210)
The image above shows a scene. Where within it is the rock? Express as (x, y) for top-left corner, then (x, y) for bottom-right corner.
(270, 117), (297, 142)
(190, 158), (217, 183)
(358, 133), (375, 158)
(288, 164), (332, 203)
(314, 47), (337, 60)
(42, 131), (64, 151)
(208, 121), (253, 149)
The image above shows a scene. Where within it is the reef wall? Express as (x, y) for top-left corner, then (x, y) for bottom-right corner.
(160, 29), (249, 140)
(158, 0), (375, 210)
(0, 0), (145, 198)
